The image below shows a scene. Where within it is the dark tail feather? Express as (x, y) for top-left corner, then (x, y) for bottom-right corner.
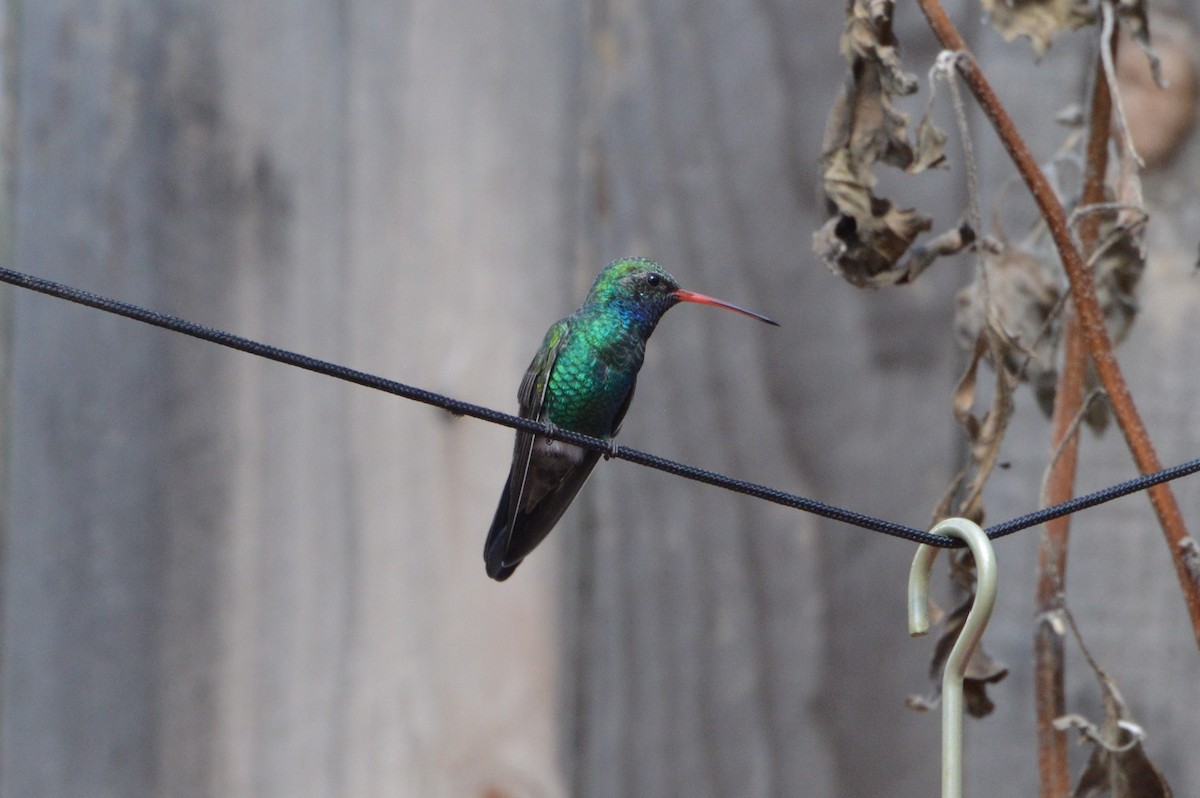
(484, 485), (520, 581)
(484, 450), (602, 582)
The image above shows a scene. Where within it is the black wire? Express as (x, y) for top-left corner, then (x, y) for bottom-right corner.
(2, 265), (1196, 549)
(0, 266), (944, 545)
(984, 456), (1200, 539)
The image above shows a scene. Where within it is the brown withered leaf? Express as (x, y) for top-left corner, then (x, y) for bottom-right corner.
(944, 238), (1059, 522)
(812, 198), (935, 287)
(1179, 537), (1200, 591)
(840, 0), (919, 99)
(1055, 672), (1173, 797)
(903, 222), (976, 285)
(1115, 0), (1163, 87)
(980, 0), (1094, 57)
(932, 317), (1019, 525)
(1090, 211), (1146, 347)
(1099, 0), (1153, 264)
(1109, 75), (1149, 228)
(911, 108), (950, 174)
(1117, 12), (1195, 167)
(955, 240), (1062, 418)
(815, 0), (953, 287)
(1076, 201), (1147, 432)
(907, 551), (1009, 717)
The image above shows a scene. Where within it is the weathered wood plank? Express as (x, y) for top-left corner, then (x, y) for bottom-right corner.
(567, 0), (1200, 796)
(2, 1), (574, 796)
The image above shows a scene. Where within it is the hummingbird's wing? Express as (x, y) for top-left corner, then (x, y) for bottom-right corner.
(484, 320), (576, 580)
(509, 319), (572, 515)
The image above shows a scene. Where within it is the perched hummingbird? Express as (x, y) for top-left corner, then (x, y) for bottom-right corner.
(484, 257), (778, 581)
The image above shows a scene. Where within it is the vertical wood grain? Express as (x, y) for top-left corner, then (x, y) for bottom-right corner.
(1, 1), (574, 795)
(2, 1), (1199, 796)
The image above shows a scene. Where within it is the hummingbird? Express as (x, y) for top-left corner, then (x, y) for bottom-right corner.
(484, 257), (778, 581)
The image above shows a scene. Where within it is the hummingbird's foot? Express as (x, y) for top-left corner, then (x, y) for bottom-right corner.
(602, 438), (620, 460)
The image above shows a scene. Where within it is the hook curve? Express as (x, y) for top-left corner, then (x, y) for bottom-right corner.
(907, 517), (998, 798)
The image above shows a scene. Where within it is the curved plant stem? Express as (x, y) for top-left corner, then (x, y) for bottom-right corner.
(1034, 38), (1115, 798)
(1034, 317), (1084, 798)
(915, 0), (1200, 648)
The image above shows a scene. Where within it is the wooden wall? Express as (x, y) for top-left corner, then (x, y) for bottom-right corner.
(1, 0), (1198, 796)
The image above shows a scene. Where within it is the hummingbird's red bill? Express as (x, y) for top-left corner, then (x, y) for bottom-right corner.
(673, 288), (780, 326)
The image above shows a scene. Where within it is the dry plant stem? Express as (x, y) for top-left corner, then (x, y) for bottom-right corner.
(1033, 316), (1083, 798)
(916, 0), (1200, 650)
(1034, 45), (1115, 798)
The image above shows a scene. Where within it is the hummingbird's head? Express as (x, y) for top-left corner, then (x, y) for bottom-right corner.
(584, 258), (679, 312)
(583, 257), (779, 331)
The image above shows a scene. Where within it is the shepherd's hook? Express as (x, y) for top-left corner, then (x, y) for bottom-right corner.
(908, 517), (998, 798)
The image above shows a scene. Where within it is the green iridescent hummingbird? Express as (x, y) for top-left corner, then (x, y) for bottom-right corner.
(485, 257), (778, 581)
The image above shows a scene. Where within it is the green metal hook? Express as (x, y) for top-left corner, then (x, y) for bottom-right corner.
(908, 518), (998, 798)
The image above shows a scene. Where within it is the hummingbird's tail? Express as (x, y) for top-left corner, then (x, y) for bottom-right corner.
(484, 486), (520, 581)
(484, 447), (601, 581)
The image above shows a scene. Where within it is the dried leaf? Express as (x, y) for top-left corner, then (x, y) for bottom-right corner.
(1073, 742), (1173, 798)
(1179, 537), (1200, 590)
(952, 336), (990, 456)
(911, 108), (949, 174)
(1090, 213), (1146, 346)
(940, 240), (1049, 521)
(840, 0), (919, 99)
(955, 240), (1062, 416)
(1114, 0), (1162, 87)
(903, 222), (976, 284)
(812, 209), (936, 287)
(980, 0), (1095, 57)
(1080, 200), (1147, 432)
(1117, 14), (1197, 168)
(1056, 673), (1173, 797)
(814, 0), (955, 287)
(953, 214), (1135, 435)
(907, 551), (1009, 717)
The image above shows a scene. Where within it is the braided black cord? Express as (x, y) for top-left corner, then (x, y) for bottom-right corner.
(0, 267), (570, 435)
(609, 446), (940, 544)
(2, 265), (1196, 549)
(985, 456), (1200, 539)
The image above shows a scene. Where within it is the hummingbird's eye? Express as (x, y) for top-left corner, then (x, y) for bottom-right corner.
(646, 273), (661, 288)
